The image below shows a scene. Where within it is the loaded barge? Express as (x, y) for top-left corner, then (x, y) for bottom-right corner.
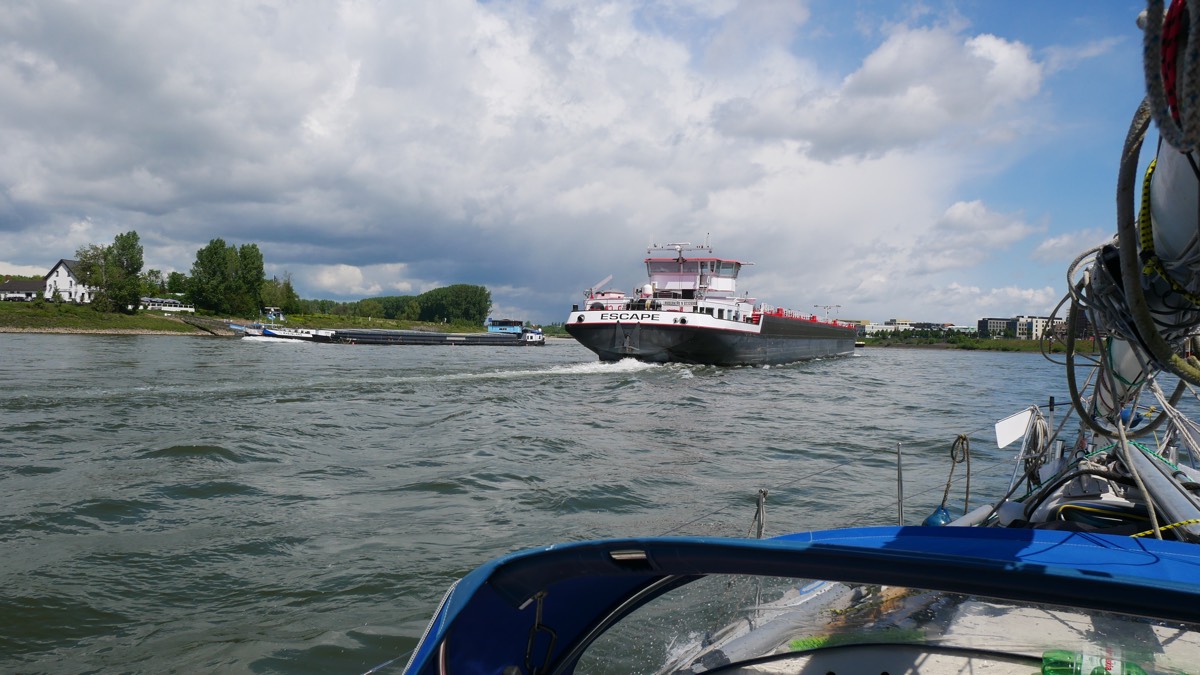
(243, 319), (545, 346)
(566, 240), (856, 365)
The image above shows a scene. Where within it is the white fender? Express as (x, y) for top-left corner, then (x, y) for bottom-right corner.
(1096, 146), (1198, 419)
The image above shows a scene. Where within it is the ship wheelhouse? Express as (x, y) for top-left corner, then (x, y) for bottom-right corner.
(644, 257), (743, 299)
(635, 255), (756, 321)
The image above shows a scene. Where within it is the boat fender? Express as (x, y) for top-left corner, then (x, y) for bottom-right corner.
(922, 505), (953, 527)
(1119, 406), (1144, 428)
(994, 501), (1025, 527)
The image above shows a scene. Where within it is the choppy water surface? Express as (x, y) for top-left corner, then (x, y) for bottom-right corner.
(0, 335), (1067, 673)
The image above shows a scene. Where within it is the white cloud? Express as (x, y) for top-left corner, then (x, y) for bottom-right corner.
(1042, 37), (1123, 74)
(1032, 228), (1112, 262)
(868, 282), (1060, 326)
(914, 200), (1039, 273)
(0, 2), (1109, 325)
(712, 24), (1043, 159)
(0, 261), (48, 276)
(311, 264), (381, 298)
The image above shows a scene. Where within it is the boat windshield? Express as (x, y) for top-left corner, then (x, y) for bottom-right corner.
(645, 260), (740, 277)
(573, 574), (1200, 674)
(647, 260), (701, 275)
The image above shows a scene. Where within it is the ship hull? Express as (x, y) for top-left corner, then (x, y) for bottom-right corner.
(565, 310), (855, 366)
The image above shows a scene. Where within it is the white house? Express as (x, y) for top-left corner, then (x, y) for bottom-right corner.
(44, 259), (95, 303)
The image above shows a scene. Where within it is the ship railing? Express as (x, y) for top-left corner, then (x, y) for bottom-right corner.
(753, 304), (847, 324)
(587, 299), (633, 311)
(654, 298), (693, 311)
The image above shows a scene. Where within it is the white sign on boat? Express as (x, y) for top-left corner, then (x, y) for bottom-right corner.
(994, 407), (1034, 449)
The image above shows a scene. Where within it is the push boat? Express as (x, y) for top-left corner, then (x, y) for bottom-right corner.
(400, 4), (1200, 674)
(239, 319), (544, 346)
(565, 241), (857, 366)
(261, 325), (336, 341)
(487, 318), (547, 346)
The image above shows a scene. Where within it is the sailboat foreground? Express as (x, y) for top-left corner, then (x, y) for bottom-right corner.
(401, 2), (1200, 673)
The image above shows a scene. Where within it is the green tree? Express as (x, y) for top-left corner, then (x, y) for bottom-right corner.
(261, 273), (301, 314)
(416, 284), (491, 324)
(232, 243), (264, 316)
(377, 295), (420, 320)
(74, 230), (144, 314)
(189, 238), (231, 313)
(166, 271), (188, 293)
(142, 269), (166, 297)
(356, 298), (385, 318)
(108, 230), (144, 313)
(188, 238), (266, 315)
(74, 243), (113, 311)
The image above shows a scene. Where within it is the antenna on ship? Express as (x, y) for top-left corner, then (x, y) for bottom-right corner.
(815, 304), (841, 321)
(647, 235), (714, 258)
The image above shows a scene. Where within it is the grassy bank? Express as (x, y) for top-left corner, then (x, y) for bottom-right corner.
(0, 301), (494, 335)
(0, 301), (206, 333)
(864, 336), (1099, 353)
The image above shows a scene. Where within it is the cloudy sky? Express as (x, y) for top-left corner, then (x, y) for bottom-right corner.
(0, 1), (1152, 325)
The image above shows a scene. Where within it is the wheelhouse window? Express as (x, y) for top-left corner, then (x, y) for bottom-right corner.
(647, 260), (702, 274)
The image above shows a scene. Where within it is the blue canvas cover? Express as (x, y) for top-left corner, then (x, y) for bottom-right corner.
(402, 526), (1200, 674)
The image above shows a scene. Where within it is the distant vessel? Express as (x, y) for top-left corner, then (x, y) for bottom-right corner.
(261, 326), (335, 341)
(486, 318), (546, 345)
(565, 240), (856, 365)
(241, 319), (544, 346)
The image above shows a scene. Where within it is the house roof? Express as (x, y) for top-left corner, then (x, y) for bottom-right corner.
(0, 279), (44, 292)
(43, 259), (81, 281)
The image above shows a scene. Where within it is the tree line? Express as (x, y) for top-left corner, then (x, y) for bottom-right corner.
(65, 230), (490, 323)
(295, 284), (492, 325)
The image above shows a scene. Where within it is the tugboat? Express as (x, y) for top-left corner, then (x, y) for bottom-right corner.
(565, 240), (856, 365)
(486, 318), (546, 345)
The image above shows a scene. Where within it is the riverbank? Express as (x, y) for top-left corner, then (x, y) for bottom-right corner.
(0, 327), (203, 335)
(0, 302), (514, 336)
(0, 303), (219, 335)
(862, 337), (1099, 353)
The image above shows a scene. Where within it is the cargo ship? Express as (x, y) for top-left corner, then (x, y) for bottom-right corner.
(565, 241), (856, 365)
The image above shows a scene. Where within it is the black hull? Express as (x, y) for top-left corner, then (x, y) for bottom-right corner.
(566, 315), (855, 366)
(332, 329), (530, 346)
(253, 327), (543, 346)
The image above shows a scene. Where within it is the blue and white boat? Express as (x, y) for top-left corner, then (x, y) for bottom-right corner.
(400, 4), (1200, 673)
(487, 318), (546, 345)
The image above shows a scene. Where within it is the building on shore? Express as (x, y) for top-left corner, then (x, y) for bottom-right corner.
(44, 259), (95, 304)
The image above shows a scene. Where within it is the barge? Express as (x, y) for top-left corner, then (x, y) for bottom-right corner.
(566, 240), (856, 365)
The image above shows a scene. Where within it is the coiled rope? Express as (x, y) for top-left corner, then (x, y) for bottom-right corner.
(937, 435), (972, 515)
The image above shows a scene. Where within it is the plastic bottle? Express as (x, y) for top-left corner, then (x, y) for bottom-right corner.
(1041, 648), (1148, 675)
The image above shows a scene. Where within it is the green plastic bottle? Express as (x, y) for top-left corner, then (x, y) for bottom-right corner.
(1041, 648), (1148, 675)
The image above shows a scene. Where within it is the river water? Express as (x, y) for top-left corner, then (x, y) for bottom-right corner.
(1, 335), (1069, 673)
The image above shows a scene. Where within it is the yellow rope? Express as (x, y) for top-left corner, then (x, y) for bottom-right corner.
(1055, 504), (1148, 522)
(1139, 159), (1200, 305)
(1131, 518), (1200, 538)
